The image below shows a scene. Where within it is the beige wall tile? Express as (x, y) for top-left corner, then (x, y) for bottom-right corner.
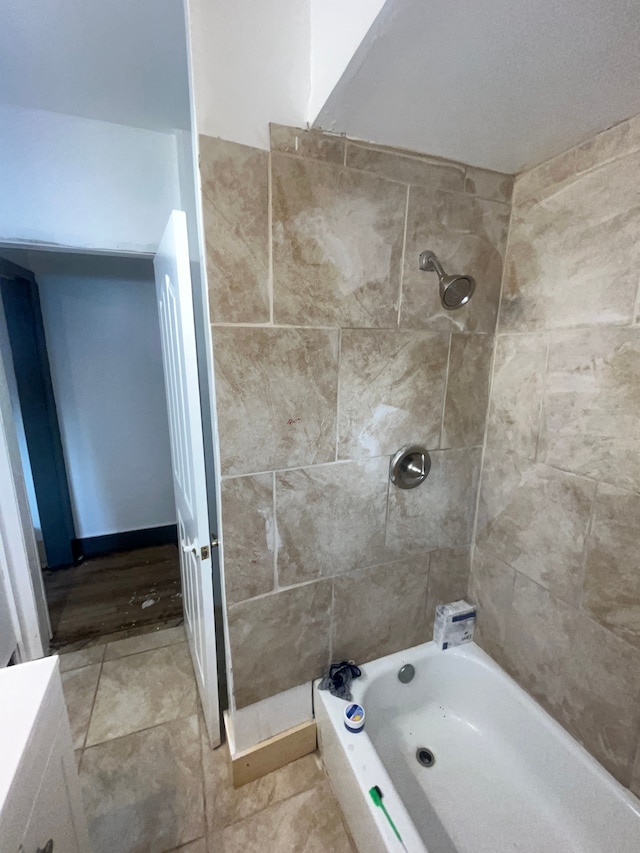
(513, 113), (640, 208)
(81, 715), (204, 853)
(442, 333), (493, 448)
(486, 334), (547, 460)
(401, 187), (510, 333)
(504, 574), (640, 785)
(467, 547), (515, 668)
(271, 153), (406, 327)
(539, 328), (640, 493)
(511, 148), (578, 209)
(465, 166), (514, 204)
(228, 581), (332, 708)
(213, 327), (339, 475)
(269, 124), (345, 163)
(472, 118), (640, 797)
(477, 450), (595, 606)
(221, 474), (275, 605)
(338, 329), (449, 459)
(572, 112), (640, 176)
(345, 142), (465, 191)
(583, 484), (640, 648)
(387, 447), (482, 554)
(276, 458), (388, 586)
(199, 136), (270, 323)
(426, 547), (471, 633)
(501, 151), (640, 332)
(332, 556), (430, 665)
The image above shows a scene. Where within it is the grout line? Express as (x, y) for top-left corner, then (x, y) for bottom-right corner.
(195, 713), (209, 843)
(81, 651), (106, 751)
(220, 453), (393, 481)
(577, 480), (599, 614)
(267, 150), (274, 326)
(226, 576), (330, 608)
(469, 201), (513, 562)
(83, 709), (202, 753)
(102, 636), (188, 664)
(439, 333), (453, 448)
(396, 185), (411, 328)
(382, 463), (393, 554)
(328, 579), (336, 663)
(272, 471), (279, 590)
(533, 335), (551, 463)
(334, 328), (342, 462)
(633, 272), (640, 325)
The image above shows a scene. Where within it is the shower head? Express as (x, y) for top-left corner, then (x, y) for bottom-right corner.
(419, 250), (476, 310)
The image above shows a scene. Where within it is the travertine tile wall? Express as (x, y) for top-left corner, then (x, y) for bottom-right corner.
(200, 127), (512, 711)
(470, 113), (640, 794)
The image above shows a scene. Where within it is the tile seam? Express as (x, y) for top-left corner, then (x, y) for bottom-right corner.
(397, 184), (410, 328)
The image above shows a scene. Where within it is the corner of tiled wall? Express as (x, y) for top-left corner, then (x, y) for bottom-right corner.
(468, 111), (640, 793)
(199, 122), (513, 719)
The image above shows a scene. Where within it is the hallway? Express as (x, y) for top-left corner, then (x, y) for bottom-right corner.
(60, 625), (356, 852)
(45, 545), (182, 648)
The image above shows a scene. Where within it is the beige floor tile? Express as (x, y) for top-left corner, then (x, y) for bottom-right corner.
(213, 780), (355, 852)
(104, 624), (187, 660)
(202, 733), (324, 832)
(87, 643), (197, 746)
(61, 663), (102, 749)
(58, 644), (106, 672)
(81, 715), (204, 853)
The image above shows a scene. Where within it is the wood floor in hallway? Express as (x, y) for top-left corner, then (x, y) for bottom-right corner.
(43, 544), (183, 649)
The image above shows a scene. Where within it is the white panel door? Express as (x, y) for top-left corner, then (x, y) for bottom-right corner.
(154, 211), (220, 745)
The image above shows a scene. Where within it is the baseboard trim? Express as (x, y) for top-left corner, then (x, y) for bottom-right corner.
(72, 524), (178, 560)
(229, 719), (317, 788)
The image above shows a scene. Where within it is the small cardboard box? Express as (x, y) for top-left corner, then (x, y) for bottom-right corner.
(433, 599), (476, 650)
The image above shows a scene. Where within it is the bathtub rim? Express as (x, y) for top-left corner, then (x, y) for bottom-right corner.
(314, 639), (640, 853)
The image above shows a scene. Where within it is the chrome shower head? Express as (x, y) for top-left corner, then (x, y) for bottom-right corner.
(419, 250), (476, 310)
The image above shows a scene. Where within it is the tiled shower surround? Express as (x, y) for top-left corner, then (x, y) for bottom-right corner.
(201, 126), (512, 710)
(470, 113), (640, 796)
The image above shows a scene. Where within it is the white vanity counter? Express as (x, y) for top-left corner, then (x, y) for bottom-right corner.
(0, 656), (90, 853)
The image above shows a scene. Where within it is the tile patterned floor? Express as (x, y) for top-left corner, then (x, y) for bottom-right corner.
(60, 625), (356, 853)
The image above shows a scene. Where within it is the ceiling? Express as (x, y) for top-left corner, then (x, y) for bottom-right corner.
(0, 0), (191, 132)
(314, 0), (640, 173)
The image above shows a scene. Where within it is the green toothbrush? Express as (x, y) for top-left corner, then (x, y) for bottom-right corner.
(369, 785), (408, 850)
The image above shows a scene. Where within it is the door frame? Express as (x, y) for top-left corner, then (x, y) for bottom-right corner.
(0, 258), (76, 567)
(0, 347), (48, 661)
(0, 236), (226, 675)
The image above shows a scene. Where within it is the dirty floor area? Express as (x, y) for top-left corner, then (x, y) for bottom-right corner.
(44, 544), (182, 648)
(59, 625), (356, 853)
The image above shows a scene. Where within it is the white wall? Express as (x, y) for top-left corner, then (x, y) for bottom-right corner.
(188, 0), (311, 149)
(187, 0), (386, 150)
(33, 253), (176, 539)
(0, 104), (181, 254)
(308, 0), (386, 122)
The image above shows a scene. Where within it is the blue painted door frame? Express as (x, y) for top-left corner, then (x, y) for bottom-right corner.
(0, 257), (76, 567)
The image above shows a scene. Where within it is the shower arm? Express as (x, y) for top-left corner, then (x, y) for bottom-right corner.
(419, 250), (447, 279)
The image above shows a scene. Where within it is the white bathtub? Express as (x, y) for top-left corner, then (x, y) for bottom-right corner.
(315, 642), (640, 853)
